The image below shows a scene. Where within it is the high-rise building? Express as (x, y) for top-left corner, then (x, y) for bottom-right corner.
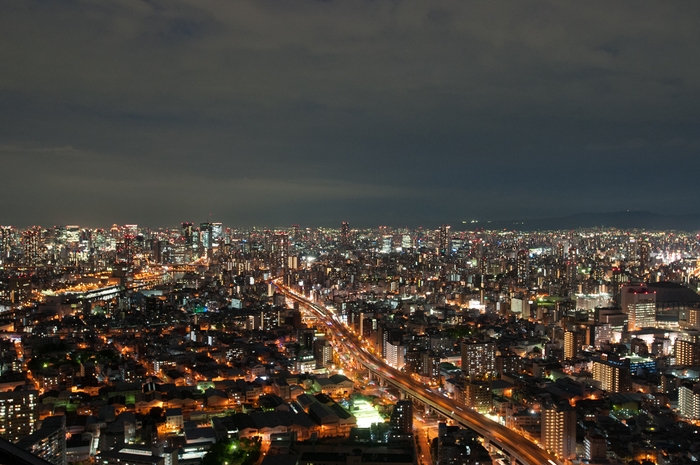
(313, 339), (333, 368)
(464, 380), (491, 413)
(385, 341), (406, 370)
(679, 383), (700, 419)
(0, 226), (13, 264)
(460, 342), (496, 379)
(389, 400), (413, 434)
(675, 334), (700, 366)
(16, 416), (66, 465)
(380, 235), (392, 254)
(181, 222), (194, 245)
(639, 240), (650, 277)
(438, 225), (451, 256)
(564, 331), (584, 360)
(621, 285), (656, 330)
(211, 222), (223, 247)
(566, 246), (578, 294)
(541, 402), (576, 460)
(21, 227), (41, 266)
(0, 390), (39, 443)
(200, 222), (213, 250)
(516, 249), (529, 286)
(592, 357), (631, 393)
(273, 232), (289, 277)
(340, 222), (350, 248)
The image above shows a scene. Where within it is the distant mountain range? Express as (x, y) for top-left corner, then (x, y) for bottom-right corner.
(462, 211), (700, 232)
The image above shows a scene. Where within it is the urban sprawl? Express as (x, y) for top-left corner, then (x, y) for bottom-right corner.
(1, 223), (700, 465)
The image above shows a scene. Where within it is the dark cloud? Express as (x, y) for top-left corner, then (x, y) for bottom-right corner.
(1, 0), (699, 228)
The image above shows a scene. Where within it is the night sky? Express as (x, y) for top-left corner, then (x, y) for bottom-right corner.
(2, 1), (699, 228)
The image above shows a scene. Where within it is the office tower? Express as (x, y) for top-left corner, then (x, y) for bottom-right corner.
(200, 222), (213, 250)
(380, 235), (392, 254)
(401, 234), (412, 250)
(460, 342), (496, 379)
(516, 249), (529, 285)
(340, 221), (350, 247)
(541, 402), (576, 460)
(679, 383), (700, 419)
(621, 285), (656, 330)
(181, 222), (194, 245)
(211, 222), (223, 247)
(438, 224), (451, 256)
(592, 357), (631, 393)
(16, 416), (66, 465)
(0, 390), (39, 443)
(389, 400), (413, 434)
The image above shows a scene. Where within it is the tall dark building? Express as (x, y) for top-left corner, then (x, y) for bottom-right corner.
(181, 222), (194, 245)
(16, 416), (66, 465)
(639, 240), (650, 277)
(341, 221), (350, 248)
(516, 249), (529, 286)
(438, 225), (451, 256)
(389, 400), (413, 434)
(273, 232), (290, 276)
(200, 222), (213, 251)
(566, 246), (578, 294)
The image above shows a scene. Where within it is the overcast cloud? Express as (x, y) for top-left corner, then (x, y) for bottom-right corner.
(1, 0), (699, 228)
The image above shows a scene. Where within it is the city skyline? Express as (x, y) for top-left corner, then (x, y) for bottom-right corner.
(2, 218), (700, 464)
(2, 1), (700, 227)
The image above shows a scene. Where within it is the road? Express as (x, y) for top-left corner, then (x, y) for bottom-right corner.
(276, 283), (563, 465)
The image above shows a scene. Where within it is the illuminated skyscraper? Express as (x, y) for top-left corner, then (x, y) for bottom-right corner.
(200, 222), (213, 250)
(211, 222), (223, 247)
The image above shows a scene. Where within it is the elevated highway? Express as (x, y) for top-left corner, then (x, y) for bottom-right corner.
(276, 283), (562, 465)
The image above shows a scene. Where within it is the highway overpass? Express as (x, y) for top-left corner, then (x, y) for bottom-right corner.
(276, 284), (563, 465)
